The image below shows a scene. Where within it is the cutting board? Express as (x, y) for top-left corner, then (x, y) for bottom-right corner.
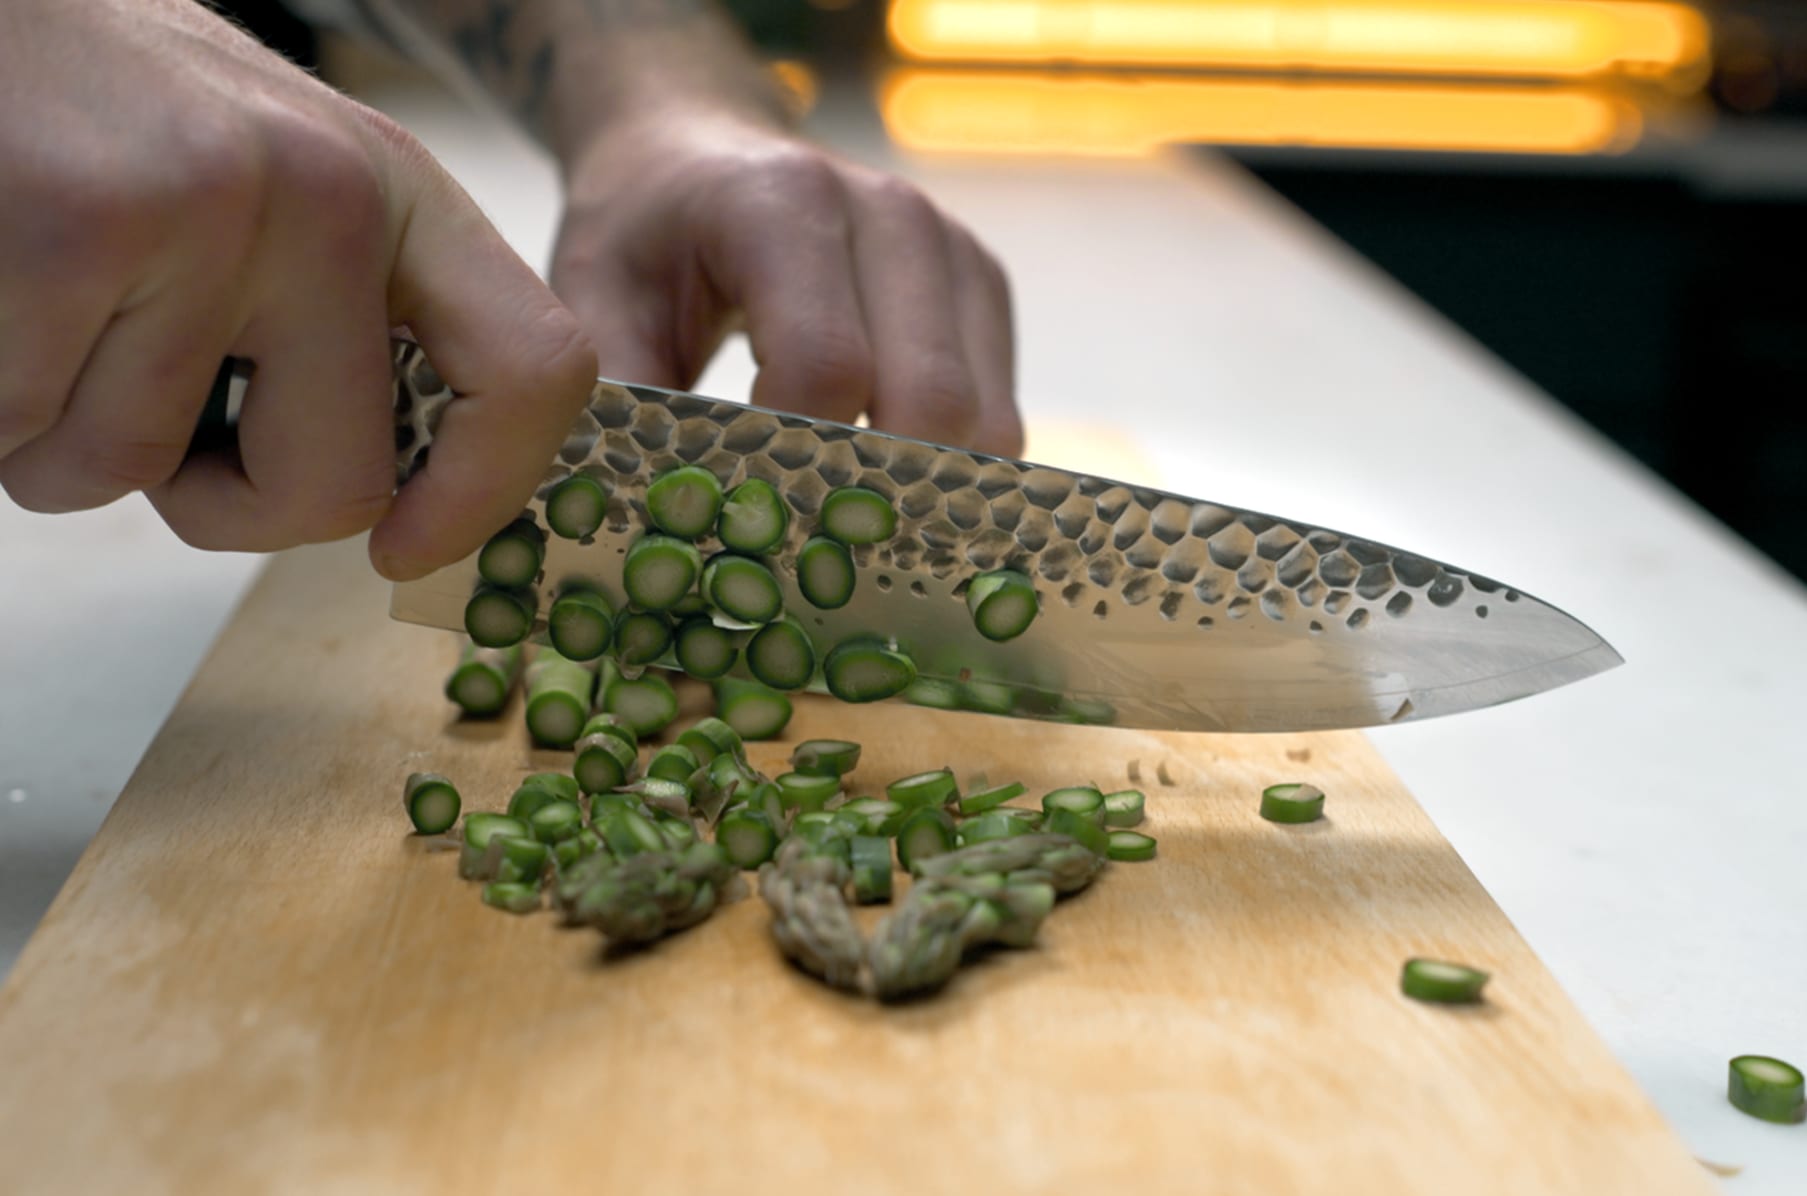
(0, 509), (1715, 1194)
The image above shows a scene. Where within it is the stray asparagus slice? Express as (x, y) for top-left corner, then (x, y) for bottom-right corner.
(613, 611), (673, 667)
(1043, 807), (1110, 857)
(544, 473), (609, 540)
(895, 807), (958, 872)
(714, 677), (793, 740)
(840, 798), (903, 836)
(444, 642), (524, 717)
(403, 772), (461, 835)
(1102, 789), (1147, 827)
(850, 835), (894, 903)
(775, 771), (841, 813)
(674, 617), (737, 680)
(574, 730), (639, 794)
(646, 743), (701, 784)
(1260, 782), (1326, 824)
(702, 553), (784, 624)
(482, 881), (543, 914)
(820, 486), (897, 545)
(964, 569), (1038, 642)
(597, 808), (668, 859)
(525, 650), (596, 748)
(600, 669), (680, 738)
(1041, 786), (1106, 823)
(719, 807), (781, 869)
(1400, 958), (1490, 1004)
(758, 837), (867, 991)
(464, 585), (536, 649)
(717, 478), (789, 554)
(622, 534), (702, 611)
(1727, 1055), (1806, 1124)
(789, 739), (861, 778)
(958, 810), (1035, 846)
(676, 716), (744, 766)
(477, 516), (546, 587)
(645, 465), (725, 539)
(1106, 830), (1157, 861)
(745, 615), (817, 691)
(547, 588), (614, 661)
(796, 536), (855, 610)
(506, 781), (562, 823)
(957, 781), (1025, 816)
(823, 638), (916, 703)
(887, 768), (958, 810)
(484, 834), (550, 884)
(529, 799), (585, 844)
(458, 813), (530, 880)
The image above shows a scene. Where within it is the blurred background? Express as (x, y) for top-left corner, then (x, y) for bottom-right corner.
(249, 0), (1806, 582)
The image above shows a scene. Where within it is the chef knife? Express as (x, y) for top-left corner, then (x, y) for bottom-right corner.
(202, 341), (1622, 733)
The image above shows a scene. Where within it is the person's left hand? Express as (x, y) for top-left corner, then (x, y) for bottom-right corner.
(548, 109), (1022, 458)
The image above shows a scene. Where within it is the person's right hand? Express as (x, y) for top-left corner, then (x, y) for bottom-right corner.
(0, 0), (596, 580)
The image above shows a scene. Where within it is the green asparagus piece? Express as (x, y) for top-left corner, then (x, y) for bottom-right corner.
(839, 798), (903, 836)
(444, 642), (524, 717)
(523, 772), (580, 802)
(622, 534), (703, 611)
(1041, 786), (1106, 822)
(718, 807), (781, 869)
(645, 465), (725, 539)
(958, 810), (1035, 846)
(1106, 830), (1157, 861)
(796, 535), (856, 609)
(676, 716), (744, 766)
(570, 842), (734, 944)
(886, 768), (958, 810)
(820, 486), (896, 545)
(525, 650), (596, 747)
(1043, 807), (1111, 857)
(789, 738), (862, 778)
(600, 670), (679, 738)
(618, 777), (694, 820)
(1728, 1055), (1805, 1124)
(482, 881), (542, 914)
(714, 677), (793, 740)
(485, 834), (550, 884)
(506, 782), (562, 823)
(463, 584), (536, 648)
(702, 553), (784, 625)
(745, 615), (816, 691)
(850, 835), (894, 904)
(775, 771), (841, 813)
(823, 638), (916, 703)
(477, 516), (546, 587)
(956, 781), (1025, 816)
(1260, 782), (1326, 824)
(646, 743), (701, 784)
(573, 730), (639, 794)
(912, 832), (1106, 895)
(544, 473), (609, 540)
(403, 772), (461, 835)
(547, 588), (614, 661)
(598, 807), (668, 859)
(673, 617), (737, 680)
(459, 813), (529, 879)
(655, 815), (699, 851)
(1400, 958), (1491, 1004)
(717, 477), (790, 553)
(1102, 789), (1147, 827)
(758, 837), (867, 991)
(613, 610), (673, 667)
(552, 829), (603, 871)
(895, 807), (958, 872)
(580, 712), (638, 750)
(964, 569), (1038, 641)
(529, 799), (585, 844)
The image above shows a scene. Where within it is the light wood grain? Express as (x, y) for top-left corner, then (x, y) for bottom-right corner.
(0, 535), (1714, 1196)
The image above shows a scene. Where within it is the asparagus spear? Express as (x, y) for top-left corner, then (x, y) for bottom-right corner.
(757, 837), (867, 992)
(570, 842), (735, 944)
(912, 832), (1106, 894)
(443, 642), (524, 717)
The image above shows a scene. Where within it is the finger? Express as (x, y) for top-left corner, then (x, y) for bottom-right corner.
(0, 285), (113, 466)
(702, 161), (873, 425)
(945, 227), (1023, 458)
(369, 162), (596, 581)
(0, 276), (240, 513)
(843, 174), (982, 449)
(553, 258), (681, 390)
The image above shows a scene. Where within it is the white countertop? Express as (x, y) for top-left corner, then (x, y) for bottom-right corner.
(2, 73), (1801, 1188)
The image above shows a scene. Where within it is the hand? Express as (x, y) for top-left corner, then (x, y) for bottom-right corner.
(549, 109), (1022, 457)
(0, 0), (596, 579)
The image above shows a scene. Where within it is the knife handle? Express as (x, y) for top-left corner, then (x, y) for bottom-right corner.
(188, 357), (252, 456)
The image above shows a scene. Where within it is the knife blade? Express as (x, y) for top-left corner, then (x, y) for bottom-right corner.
(361, 340), (1621, 733)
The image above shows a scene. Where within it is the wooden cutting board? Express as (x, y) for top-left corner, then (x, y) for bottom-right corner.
(0, 535), (1714, 1195)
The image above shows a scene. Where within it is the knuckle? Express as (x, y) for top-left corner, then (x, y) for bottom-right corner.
(749, 148), (846, 214)
(306, 484), (394, 543)
(905, 365), (980, 436)
(510, 306), (598, 401)
(0, 392), (63, 451)
(867, 173), (942, 230)
(76, 434), (188, 493)
(267, 110), (387, 243)
(792, 327), (874, 400)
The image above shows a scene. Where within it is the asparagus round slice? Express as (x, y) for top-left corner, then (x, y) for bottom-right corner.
(545, 473), (609, 540)
(1042, 786), (1106, 823)
(506, 782), (563, 823)
(776, 771), (841, 813)
(887, 768), (958, 810)
(403, 772), (461, 835)
(838, 798), (902, 835)
(525, 650), (596, 747)
(464, 585), (536, 648)
(598, 807), (667, 858)
(719, 807), (780, 869)
(523, 771), (580, 801)
(674, 617), (737, 680)
(1260, 782), (1326, 824)
(702, 554), (784, 624)
(1103, 789), (1147, 828)
(622, 534), (702, 611)
(850, 835), (894, 903)
(956, 781), (1025, 816)
(573, 733), (635, 795)
(645, 465), (725, 539)
(717, 478), (789, 554)
(1728, 1056), (1806, 1124)
(552, 829), (603, 871)
(958, 809), (1035, 846)
(477, 516), (546, 587)
(621, 776), (694, 819)
(823, 639), (916, 703)
(745, 616), (817, 691)
(482, 881), (543, 914)
(656, 815), (699, 851)
(820, 486), (896, 545)
(487, 834), (551, 884)
(530, 799), (585, 844)
(1043, 807), (1110, 857)
(1106, 830), (1157, 861)
(676, 716), (743, 765)
(796, 536), (856, 609)
(580, 713), (638, 751)
(1400, 958), (1490, 1004)
(714, 677), (793, 740)
(613, 611), (673, 667)
(444, 642), (524, 717)
(964, 568), (1038, 642)
(601, 671), (680, 738)
(458, 813), (530, 879)
(895, 806), (958, 872)
(547, 588), (615, 661)
(789, 738), (861, 778)
(646, 743), (701, 784)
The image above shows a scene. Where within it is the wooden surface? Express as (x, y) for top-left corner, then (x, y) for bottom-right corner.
(0, 533), (1717, 1195)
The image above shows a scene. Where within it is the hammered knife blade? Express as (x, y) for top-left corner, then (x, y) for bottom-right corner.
(371, 341), (1621, 733)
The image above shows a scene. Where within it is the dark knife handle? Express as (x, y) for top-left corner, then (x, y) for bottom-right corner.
(188, 357), (252, 456)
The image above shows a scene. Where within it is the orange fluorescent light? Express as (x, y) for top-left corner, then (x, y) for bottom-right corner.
(881, 69), (1644, 157)
(888, 1), (1709, 84)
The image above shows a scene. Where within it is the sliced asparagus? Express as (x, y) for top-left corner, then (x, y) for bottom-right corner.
(1106, 830), (1157, 861)
(1041, 786), (1106, 822)
(547, 588), (614, 661)
(912, 832), (1105, 895)
(444, 642), (524, 717)
(796, 535), (855, 609)
(463, 585), (535, 649)
(600, 670), (680, 738)
(1102, 789), (1146, 828)
(745, 615), (817, 691)
(574, 730), (639, 794)
(544, 473), (609, 540)
(823, 638), (916, 703)
(1260, 782), (1326, 824)
(850, 835), (894, 903)
(717, 478), (789, 554)
(485, 834), (550, 884)
(403, 772), (461, 835)
(839, 798), (903, 836)
(482, 881), (543, 914)
(1728, 1055), (1806, 1124)
(622, 534), (702, 611)
(964, 569), (1038, 642)
(789, 738), (861, 778)
(895, 807), (957, 872)
(702, 554), (784, 624)
(646, 743), (701, 784)
(887, 768), (958, 810)
(714, 676), (795, 739)
(719, 807), (781, 869)
(1400, 958), (1491, 1004)
(529, 799), (585, 845)
(1043, 807), (1110, 857)
(477, 516), (546, 587)
(674, 617), (737, 680)
(597, 807), (668, 859)
(613, 610), (673, 667)
(579, 712), (638, 751)
(645, 465), (725, 539)
(958, 810), (1034, 846)
(956, 781), (1025, 816)
(820, 486), (896, 545)
(525, 650), (596, 748)
(676, 716), (744, 766)
(775, 771), (841, 813)
(458, 813), (530, 880)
